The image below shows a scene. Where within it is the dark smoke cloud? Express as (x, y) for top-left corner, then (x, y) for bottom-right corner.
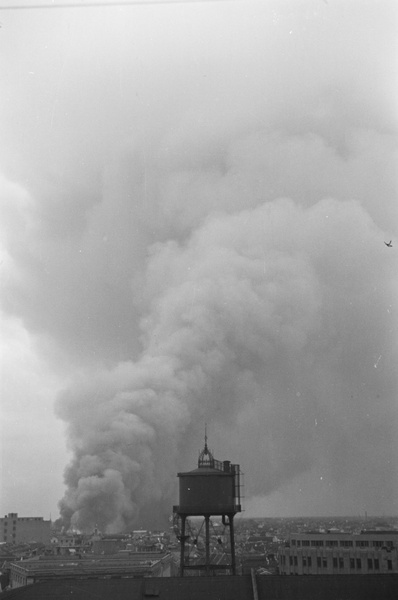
(0, 0), (397, 528)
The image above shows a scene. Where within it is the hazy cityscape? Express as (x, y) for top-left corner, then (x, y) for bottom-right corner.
(1, 439), (397, 595)
(1, 512), (398, 590)
(1, 0), (397, 598)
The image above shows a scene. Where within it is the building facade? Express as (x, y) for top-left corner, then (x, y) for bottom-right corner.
(0, 513), (52, 545)
(278, 530), (398, 575)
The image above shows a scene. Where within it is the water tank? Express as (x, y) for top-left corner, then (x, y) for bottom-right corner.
(176, 441), (241, 516)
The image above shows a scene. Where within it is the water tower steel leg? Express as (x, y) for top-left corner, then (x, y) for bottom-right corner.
(205, 515), (210, 574)
(180, 515), (186, 577)
(229, 514), (236, 575)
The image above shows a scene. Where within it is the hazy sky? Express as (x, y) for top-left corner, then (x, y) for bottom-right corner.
(0, 0), (397, 530)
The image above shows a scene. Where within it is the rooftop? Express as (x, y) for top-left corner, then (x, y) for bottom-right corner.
(9, 553), (172, 578)
(1, 574), (397, 600)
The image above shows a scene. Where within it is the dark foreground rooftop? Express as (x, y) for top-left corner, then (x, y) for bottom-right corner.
(1, 574), (397, 600)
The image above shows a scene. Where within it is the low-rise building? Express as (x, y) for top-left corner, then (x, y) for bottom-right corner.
(8, 552), (174, 588)
(91, 538), (127, 555)
(278, 530), (398, 575)
(50, 533), (89, 555)
(0, 514), (51, 545)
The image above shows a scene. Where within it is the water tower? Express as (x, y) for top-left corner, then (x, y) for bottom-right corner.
(173, 432), (242, 576)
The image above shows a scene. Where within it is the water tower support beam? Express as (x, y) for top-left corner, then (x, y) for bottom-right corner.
(229, 514), (236, 575)
(205, 515), (210, 574)
(180, 515), (186, 577)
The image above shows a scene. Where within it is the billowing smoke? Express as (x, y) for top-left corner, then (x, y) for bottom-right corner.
(0, 1), (397, 530)
(54, 193), (396, 532)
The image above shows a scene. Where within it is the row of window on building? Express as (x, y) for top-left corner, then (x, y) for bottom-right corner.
(3, 520), (17, 542)
(280, 555), (393, 571)
(3, 520), (16, 543)
(290, 539), (394, 548)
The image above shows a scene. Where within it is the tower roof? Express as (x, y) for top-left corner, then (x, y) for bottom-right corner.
(198, 427), (214, 468)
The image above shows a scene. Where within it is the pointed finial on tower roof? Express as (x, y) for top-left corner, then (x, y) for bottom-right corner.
(198, 423), (214, 468)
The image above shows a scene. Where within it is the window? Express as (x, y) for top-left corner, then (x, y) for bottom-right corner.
(302, 557), (307, 567)
(340, 540), (353, 547)
(367, 558), (373, 570)
(317, 557), (321, 568)
(289, 556), (293, 566)
(307, 557), (312, 567)
(372, 541), (383, 547)
(356, 559), (361, 569)
(294, 556), (298, 566)
(302, 540), (310, 547)
(350, 558), (355, 569)
(291, 539), (296, 546)
(297, 540), (301, 547)
(339, 557), (344, 569)
(374, 559), (379, 570)
(311, 540), (324, 547)
(387, 560), (392, 571)
(326, 540), (338, 547)
(386, 541), (393, 549)
(322, 558), (327, 568)
(333, 558), (338, 568)
(355, 540), (369, 547)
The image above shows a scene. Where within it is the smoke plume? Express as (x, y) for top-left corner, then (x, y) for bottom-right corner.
(53, 192), (396, 531)
(0, 1), (397, 529)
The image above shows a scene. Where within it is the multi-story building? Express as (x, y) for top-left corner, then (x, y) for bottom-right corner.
(0, 513), (52, 545)
(278, 530), (398, 575)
